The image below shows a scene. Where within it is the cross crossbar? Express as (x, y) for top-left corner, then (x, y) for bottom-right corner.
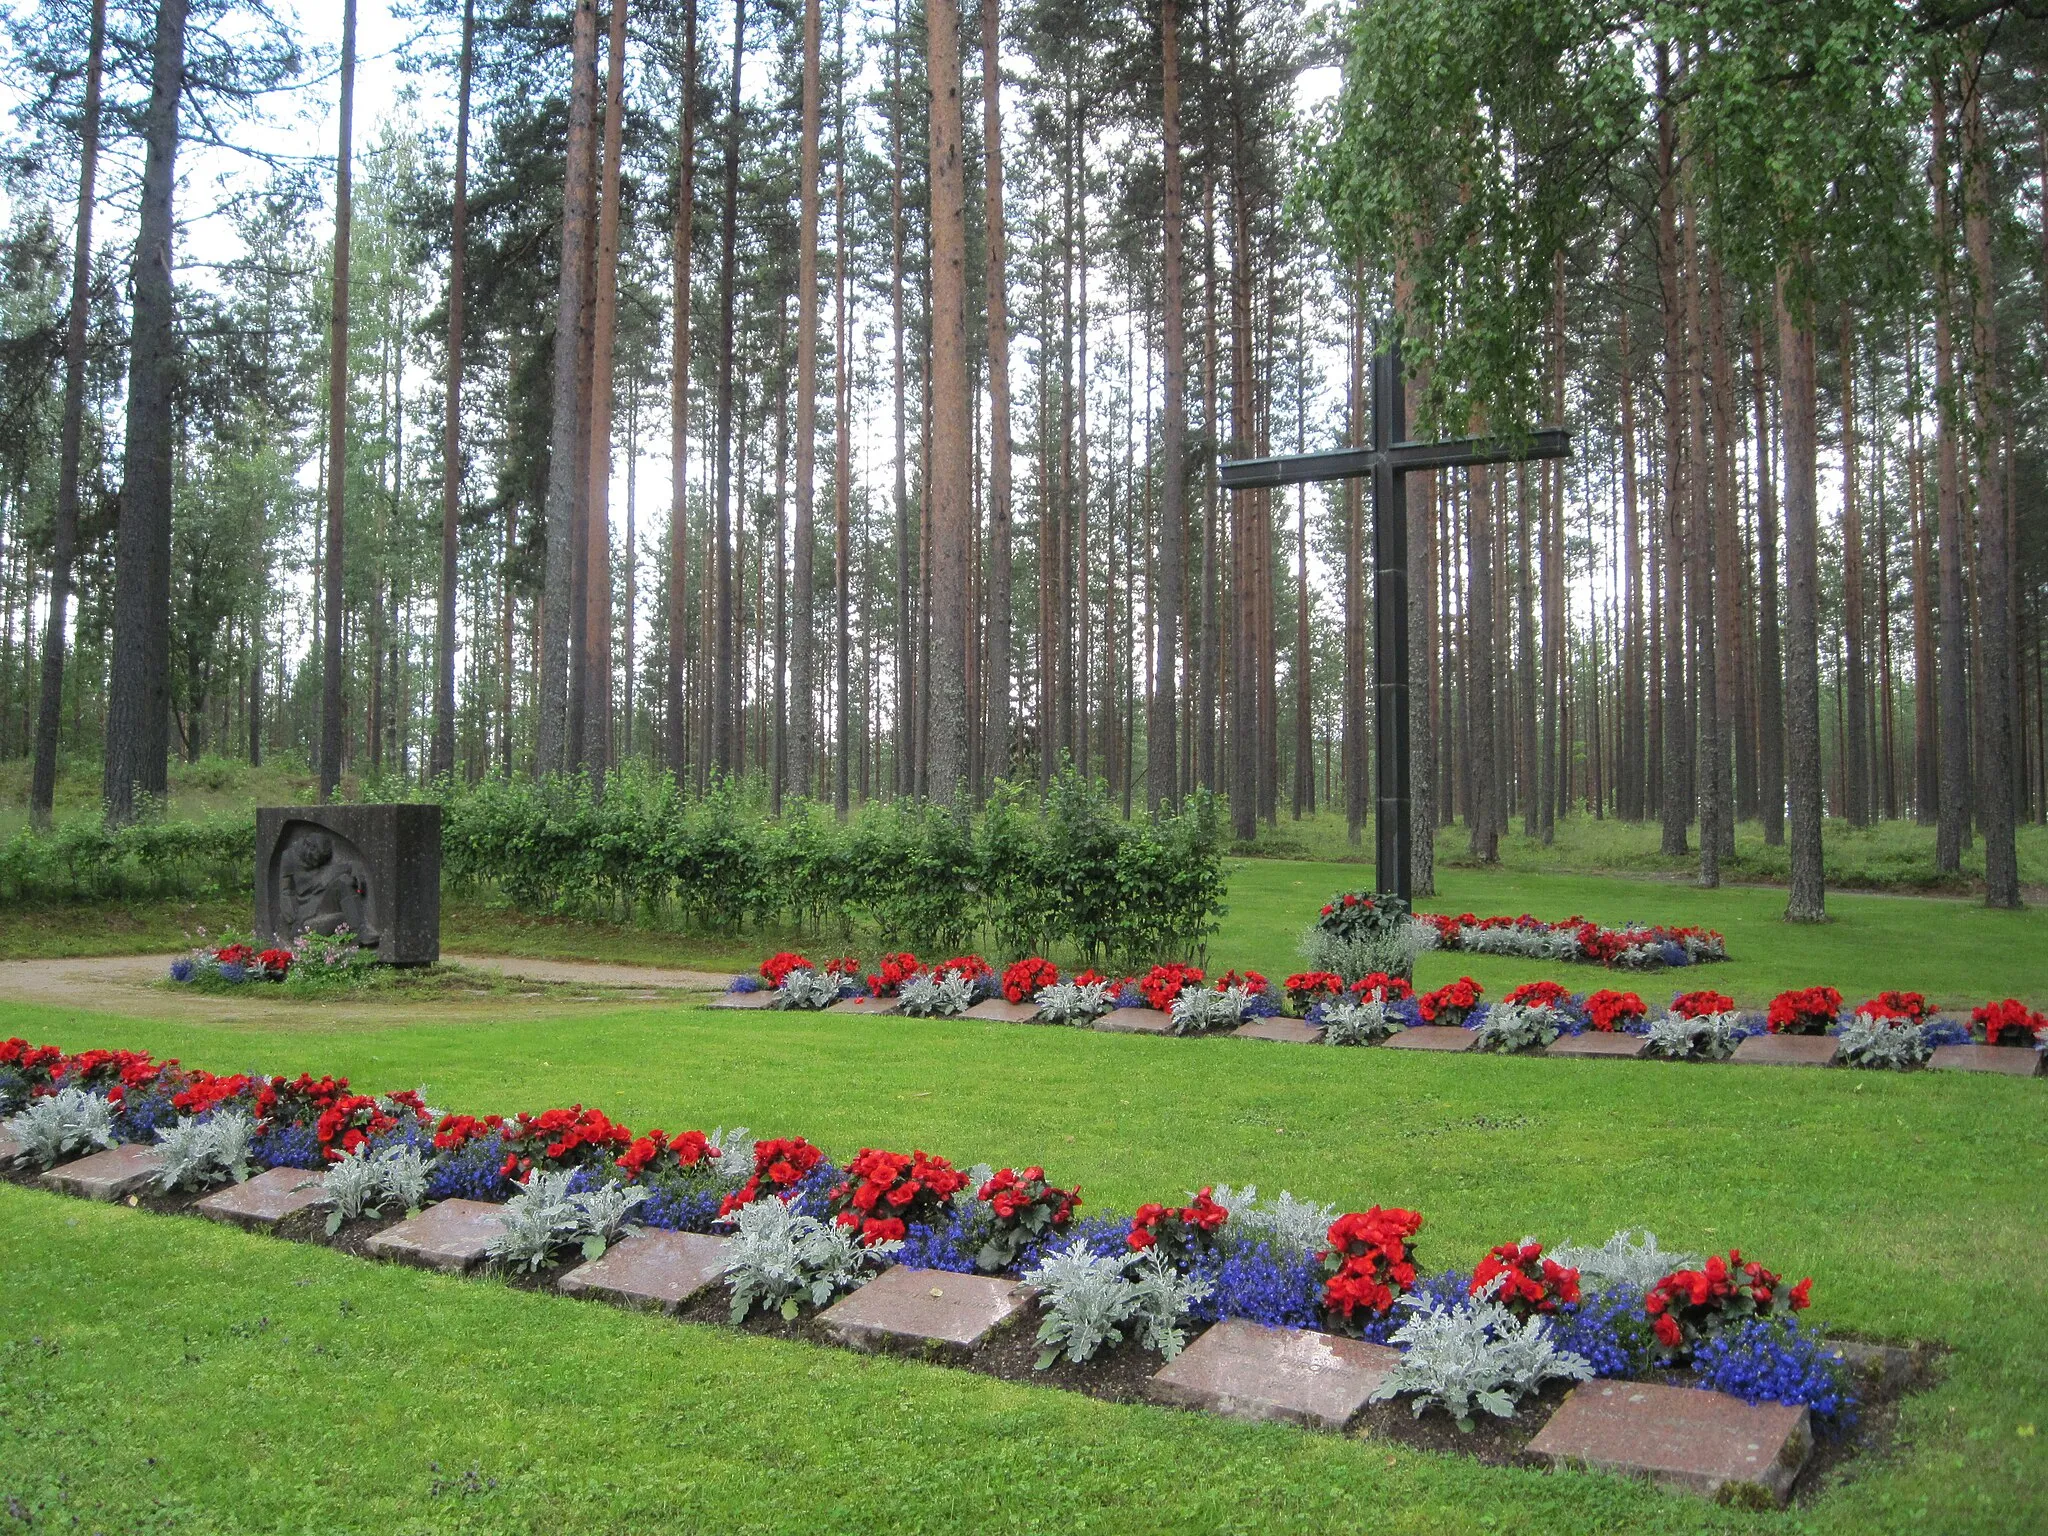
(1216, 339), (1572, 903)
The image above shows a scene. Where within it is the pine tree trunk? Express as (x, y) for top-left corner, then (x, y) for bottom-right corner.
(788, 0), (822, 798)
(314, 0), (359, 800)
(1654, 47), (1689, 856)
(1838, 307), (1868, 827)
(1227, 105), (1257, 843)
(1752, 322), (1784, 844)
(1518, 469), (1538, 837)
(1931, 70), (1972, 870)
(890, 2), (911, 796)
(1619, 305), (1644, 822)
(666, 0), (696, 778)
(430, 0), (472, 784)
(982, 0), (1012, 793)
(1343, 267), (1364, 846)
(31, 0), (104, 827)
(1196, 166), (1220, 794)
(582, 0), (627, 787)
(924, 0), (969, 804)
(1709, 253), (1746, 844)
(1681, 158), (1719, 887)
(1466, 436), (1499, 863)
(706, 0), (744, 779)
(1149, 0), (1184, 810)
(833, 11), (852, 811)
(1778, 273), (1826, 922)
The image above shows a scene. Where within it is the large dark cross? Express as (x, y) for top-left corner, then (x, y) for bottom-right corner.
(1219, 339), (1570, 904)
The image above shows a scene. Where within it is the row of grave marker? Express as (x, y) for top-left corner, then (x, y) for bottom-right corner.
(707, 991), (2046, 1076)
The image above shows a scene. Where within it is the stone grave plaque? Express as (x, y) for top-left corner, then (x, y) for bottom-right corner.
(0, 1126), (23, 1167)
(257, 804), (441, 965)
(1545, 1032), (1650, 1060)
(1381, 1025), (1477, 1053)
(1095, 1007), (1174, 1035)
(964, 998), (1043, 1024)
(1732, 1033), (1840, 1069)
(827, 996), (901, 1017)
(38, 1143), (167, 1201)
(364, 1198), (508, 1273)
(195, 1165), (329, 1230)
(1146, 1319), (1400, 1432)
(707, 990), (777, 1011)
(557, 1229), (731, 1312)
(1526, 1380), (1811, 1506)
(817, 1265), (1031, 1359)
(1232, 1017), (1321, 1045)
(1928, 1044), (2043, 1078)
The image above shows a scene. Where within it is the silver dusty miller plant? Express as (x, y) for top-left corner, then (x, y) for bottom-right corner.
(1369, 1280), (1593, 1430)
(1022, 1240), (1213, 1368)
(1318, 998), (1403, 1047)
(487, 1168), (651, 1271)
(1836, 1017), (1932, 1070)
(1298, 918), (1437, 984)
(311, 1144), (434, 1234)
(153, 1109), (256, 1191)
(1210, 1184), (1337, 1258)
(769, 968), (845, 1011)
(1548, 1230), (1698, 1291)
(720, 1195), (900, 1321)
(1643, 1010), (1748, 1062)
(1473, 1002), (1564, 1054)
(897, 969), (977, 1018)
(5, 1087), (118, 1169)
(1033, 979), (1114, 1024)
(1168, 985), (1251, 1036)
(1457, 925), (1583, 964)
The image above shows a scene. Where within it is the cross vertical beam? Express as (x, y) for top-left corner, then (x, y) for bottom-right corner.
(1371, 342), (1410, 904)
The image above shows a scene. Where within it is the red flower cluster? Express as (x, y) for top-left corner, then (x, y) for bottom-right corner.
(1644, 1250), (1811, 1355)
(1766, 986), (1841, 1034)
(1418, 977), (1482, 1024)
(936, 955), (993, 983)
(1002, 958), (1060, 1003)
(0, 1037), (65, 1094)
(59, 1048), (167, 1093)
(827, 1147), (968, 1244)
(316, 1095), (402, 1161)
(499, 1105), (633, 1177)
(760, 951), (814, 989)
(1283, 972), (1345, 1011)
(213, 943), (257, 967)
(433, 1112), (505, 1151)
(718, 1136), (825, 1215)
(253, 948), (294, 979)
(866, 953), (921, 997)
(1674, 990), (1739, 1020)
(255, 1074), (347, 1123)
(1583, 990), (1648, 1032)
(1856, 991), (1932, 1026)
(1348, 973), (1414, 1002)
(1320, 1206), (1424, 1325)
(1975, 998), (2048, 1047)
(1504, 980), (1572, 1011)
(1469, 1240), (1581, 1319)
(1216, 969), (1268, 994)
(980, 1165), (1079, 1226)
(1138, 963), (1206, 1012)
(171, 1070), (256, 1116)
(616, 1127), (717, 1179)
(1128, 1186), (1229, 1258)
(824, 956), (862, 979)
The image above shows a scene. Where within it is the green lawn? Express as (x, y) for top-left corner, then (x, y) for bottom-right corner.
(2, 992), (2044, 1534)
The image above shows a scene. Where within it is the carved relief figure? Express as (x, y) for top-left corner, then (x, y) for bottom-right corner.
(276, 828), (382, 947)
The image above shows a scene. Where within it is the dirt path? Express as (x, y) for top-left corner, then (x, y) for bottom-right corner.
(0, 953), (724, 1028)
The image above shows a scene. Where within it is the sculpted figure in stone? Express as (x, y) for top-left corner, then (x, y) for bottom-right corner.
(278, 829), (382, 947)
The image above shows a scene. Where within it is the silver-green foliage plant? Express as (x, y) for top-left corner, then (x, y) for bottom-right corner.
(1548, 1230), (1697, 1291)
(1210, 1184), (1337, 1258)
(1023, 1240), (1214, 1368)
(1033, 979), (1114, 1024)
(1837, 1017), (1931, 1070)
(1643, 1011), (1747, 1062)
(769, 968), (843, 1011)
(1369, 1284), (1593, 1430)
(1458, 925), (1582, 963)
(721, 1195), (900, 1321)
(1318, 998), (1402, 1046)
(1298, 919), (1437, 984)
(488, 1168), (652, 1271)
(6, 1087), (118, 1168)
(1168, 985), (1250, 1036)
(152, 1109), (255, 1191)
(897, 969), (977, 1017)
(1473, 1002), (1563, 1054)
(314, 1144), (434, 1234)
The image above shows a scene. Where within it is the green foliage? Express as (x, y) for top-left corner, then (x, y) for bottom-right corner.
(0, 810), (253, 904)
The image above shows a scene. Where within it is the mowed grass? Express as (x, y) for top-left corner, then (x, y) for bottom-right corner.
(1, 992), (2044, 1535)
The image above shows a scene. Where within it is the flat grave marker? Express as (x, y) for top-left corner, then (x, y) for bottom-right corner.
(1146, 1319), (1400, 1432)
(1928, 1044), (2043, 1078)
(1732, 1034), (1840, 1069)
(1382, 1026), (1477, 1053)
(557, 1229), (731, 1312)
(38, 1143), (166, 1202)
(1232, 1017), (1321, 1045)
(827, 996), (901, 1017)
(194, 1165), (329, 1230)
(817, 1265), (1031, 1359)
(1545, 1032), (1650, 1060)
(964, 999), (1043, 1024)
(0, 1127), (22, 1167)
(1526, 1379), (1811, 1506)
(1094, 1007), (1174, 1035)
(364, 1199), (509, 1274)
(706, 991), (776, 1011)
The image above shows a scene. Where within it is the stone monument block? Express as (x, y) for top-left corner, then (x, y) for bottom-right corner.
(256, 804), (441, 965)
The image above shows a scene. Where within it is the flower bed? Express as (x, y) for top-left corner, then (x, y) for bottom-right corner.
(1416, 912), (1728, 970)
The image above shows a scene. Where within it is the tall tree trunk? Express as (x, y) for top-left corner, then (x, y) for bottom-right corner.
(982, 0), (1012, 793)
(1540, 255), (1563, 843)
(1910, 336), (1936, 823)
(1932, 69), (1972, 870)
(1343, 266), (1364, 846)
(1150, 0), (1185, 810)
(1654, 45), (1689, 856)
(1518, 468), (1538, 837)
(1962, 46), (2019, 908)
(1752, 322), (1784, 845)
(1709, 254), (1745, 845)
(582, 0), (627, 786)
(316, 0), (359, 801)
(890, 0), (911, 795)
(1778, 272), (1825, 922)
(706, 0), (745, 778)
(833, 8), (852, 812)
(1227, 78), (1257, 843)
(1466, 437), (1499, 863)
(788, 0), (822, 798)
(923, 0), (969, 804)
(1619, 304), (1644, 822)
(31, 0), (104, 827)
(666, 0), (696, 778)
(430, 0), (473, 784)
(1681, 147), (1719, 887)
(1196, 165), (1219, 794)
(1839, 307), (1869, 827)
(536, 0), (599, 777)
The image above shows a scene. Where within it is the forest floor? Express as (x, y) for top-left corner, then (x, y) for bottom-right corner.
(2, 989), (2043, 1535)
